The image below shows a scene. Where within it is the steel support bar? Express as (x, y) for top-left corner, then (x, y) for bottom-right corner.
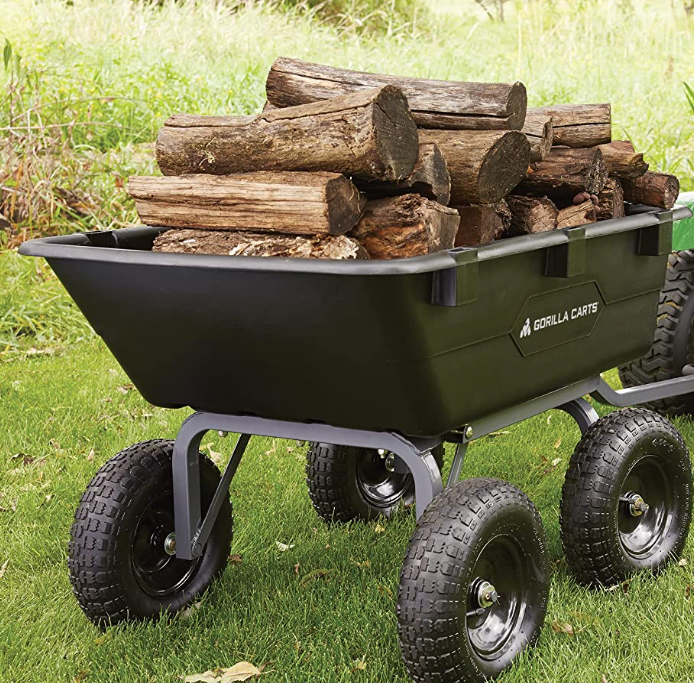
(172, 411), (444, 560)
(457, 376), (602, 444)
(558, 397), (599, 435)
(446, 443), (468, 488)
(592, 374), (694, 407)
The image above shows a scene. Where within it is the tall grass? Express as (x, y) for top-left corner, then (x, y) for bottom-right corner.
(1, 0), (694, 245)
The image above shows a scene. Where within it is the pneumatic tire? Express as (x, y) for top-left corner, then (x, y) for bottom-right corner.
(306, 443), (445, 523)
(560, 409), (692, 586)
(618, 249), (694, 415)
(398, 478), (550, 683)
(68, 439), (232, 627)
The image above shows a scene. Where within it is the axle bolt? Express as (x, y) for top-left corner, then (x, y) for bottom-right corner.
(476, 580), (499, 609)
(385, 454), (396, 472)
(465, 426), (473, 440)
(623, 492), (649, 517)
(163, 532), (177, 556)
(378, 449), (386, 457)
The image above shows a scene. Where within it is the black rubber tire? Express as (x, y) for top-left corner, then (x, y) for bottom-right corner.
(68, 439), (232, 626)
(618, 250), (694, 415)
(398, 478), (550, 683)
(560, 408), (692, 587)
(306, 443), (445, 523)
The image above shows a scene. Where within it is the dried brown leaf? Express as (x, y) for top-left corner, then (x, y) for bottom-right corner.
(551, 620), (574, 636)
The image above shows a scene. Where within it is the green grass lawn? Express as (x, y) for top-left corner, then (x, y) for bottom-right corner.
(1, 252), (694, 683)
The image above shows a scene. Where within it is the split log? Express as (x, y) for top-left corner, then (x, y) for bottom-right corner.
(349, 194), (459, 259)
(622, 172), (679, 210)
(355, 143), (451, 205)
(128, 172), (365, 236)
(156, 85), (418, 181)
(265, 56), (527, 130)
(529, 104), (611, 147)
(506, 195), (558, 235)
(454, 201), (511, 246)
(595, 178), (625, 220)
(152, 229), (367, 259)
(557, 200), (597, 228)
(514, 147), (607, 200)
(522, 111), (553, 162)
(597, 141), (648, 180)
(419, 130), (530, 204)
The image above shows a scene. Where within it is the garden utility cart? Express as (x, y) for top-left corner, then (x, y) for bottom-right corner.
(18, 203), (694, 682)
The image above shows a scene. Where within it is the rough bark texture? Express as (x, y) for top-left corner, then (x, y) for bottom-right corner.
(348, 194), (459, 259)
(152, 229), (367, 259)
(622, 172), (680, 210)
(557, 200), (597, 228)
(529, 103), (611, 147)
(156, 85), (418, 181)
(595, 178), (625, 220)
(506, 195), (558, 234)
(514, 147), (607, 200)
(454, 201), (511, 246)
(419, 129), (530, 204)
(522, 111), (554, 162)
(356, 143), (451, 205)
(597, 141), (649, 180)
(128, 172), (365, 236)
(265, 57), (528, 130)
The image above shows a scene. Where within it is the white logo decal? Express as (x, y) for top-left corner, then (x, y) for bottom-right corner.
(518, 301), (600, 339)
(520, 318), (532, 338)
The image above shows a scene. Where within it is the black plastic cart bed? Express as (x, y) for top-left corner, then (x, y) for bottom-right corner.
(18, 204), (694, 682)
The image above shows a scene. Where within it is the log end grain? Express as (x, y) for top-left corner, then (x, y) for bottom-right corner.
(454, 201), (511, 246)
(595, 178), (625, 220)
(349, 194), (459, 259)
(556, 200), (597, 228)
(506, 195), (558, 234)
(477, 130), (532, 203)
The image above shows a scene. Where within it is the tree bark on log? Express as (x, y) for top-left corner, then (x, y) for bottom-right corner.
(265, 57), (527, 130)
(622, 172), (679, 210)
(454, 201), (511, 246)
(152, 229), (368, 259)
(419, 130), (530, 204)
(156, 85), (418, 181)
(348, 194), (459, 259)
(522, 111), (553, 162)
(506, 195), (558, 234)
(128, 172), (366, 236)
(595, 178), (625, 220)
(557, 200), (597, 228)
(597, 141), (649, 180)
(529, 104), (611, 147)
(355, 143), (451, 205)
(514, 147), (607, 200)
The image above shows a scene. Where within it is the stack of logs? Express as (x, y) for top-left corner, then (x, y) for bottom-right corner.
(128, 57), (680, 260)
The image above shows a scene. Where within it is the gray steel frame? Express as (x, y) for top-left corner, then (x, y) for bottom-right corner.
(171, 372), (694, 560)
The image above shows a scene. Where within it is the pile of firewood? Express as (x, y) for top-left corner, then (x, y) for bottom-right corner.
(127, 57), (680, 260)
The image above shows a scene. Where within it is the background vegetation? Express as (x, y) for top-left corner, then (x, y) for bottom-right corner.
(2, 1), (694, 681)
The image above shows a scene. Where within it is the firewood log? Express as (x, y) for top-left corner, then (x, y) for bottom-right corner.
(595, 178), (625, 220)
(506, 195), (558, 234)
(557, 200), (597, 228)
(522, 111), (553, 162)
(514, 147), (607, 200)
(152, 229), (367, 259)
(597, 141), (648, 180)
(156, 86), (418, 181)
(454, 201), (511, 246)
(265, 57), (527, 130)
(622, 172), (679, 210)
(419, 130), (530, 204)
(356, 143), (451, 205)
(349, 194), (459, 259)
(529, 104), (611, 147)
(128, 172), (365, 236)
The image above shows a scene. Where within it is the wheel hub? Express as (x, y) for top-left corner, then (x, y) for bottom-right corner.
(163, 532), (177, 556)
(473, 579), (500, 609)
(621, 492), (649, 517)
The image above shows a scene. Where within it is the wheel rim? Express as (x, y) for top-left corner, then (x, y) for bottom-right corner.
(355, 450), (412, 508)
(618, 455), (673, 559)
(131, 492), (202, 598)
(464, 534), (528, 660)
